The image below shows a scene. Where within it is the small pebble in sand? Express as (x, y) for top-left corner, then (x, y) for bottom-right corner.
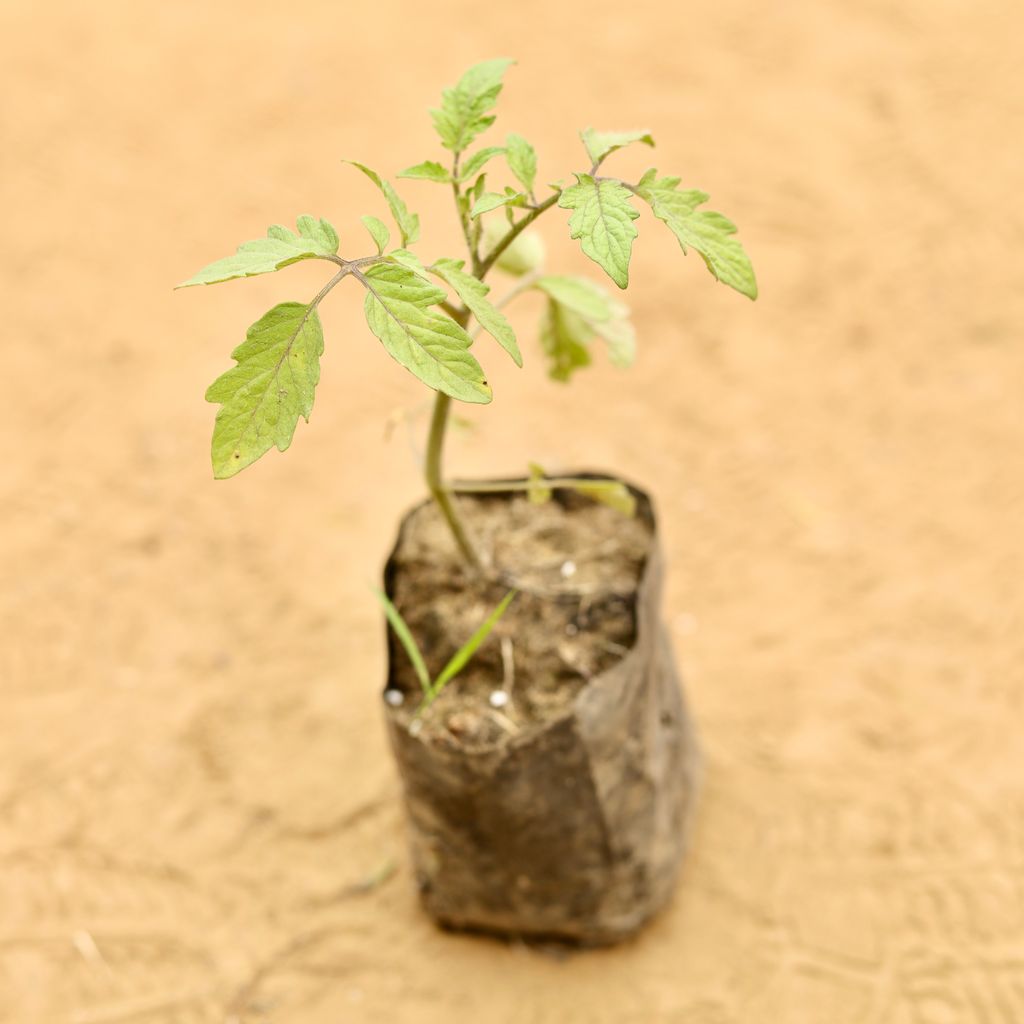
(489, 690), (510, 709)
(560, 559), (577, 579)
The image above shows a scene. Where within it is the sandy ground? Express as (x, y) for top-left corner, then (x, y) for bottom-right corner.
(3, 1), (1023, 1020)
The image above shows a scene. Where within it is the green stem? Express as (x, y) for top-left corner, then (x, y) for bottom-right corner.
(424, 175), (565, 570)
(425, 390), (483, 571)
(477, 191), (561, 280)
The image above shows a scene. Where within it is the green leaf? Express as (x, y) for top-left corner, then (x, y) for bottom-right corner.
(635, 170), (757, 299)
(505, 133), (537, 193)
(345, 161), (420, 247)
(571, 480), (637, 516)
(205, 302), (324, 478)
(387, 248), (432, 280)
(178, 217), (339, 287)
(431, 58), (514, 152)
(558, 175), (639, 289)
(398, 161), (451, 184)
(374, 588), (430, 693)
(429, 590), (517, 699)
(539, 300), (592, 382)
(361, 215), (390, 254)
(470, 189), (526, 218)
(458, 146), (505, 182)
(360, 262), (492, 404)
(581, 128), (655, 167)
(432, 258), (522, 367)
(535, 275), (635, 379)
(535, 275), (612, 320)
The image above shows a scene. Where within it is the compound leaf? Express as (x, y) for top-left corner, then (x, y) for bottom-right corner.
(506, 133), (537, 193)
(581, 128), (655, 167)
(205, 302), (324, 478)
(345, 161), (420, 247)
(432, 258), (522, 367)
(361, 262), (491, 403)
(635, 170), (757, 299)
(558, 175), (639, 289)
(178, 217), (340, 288)
(431, 58), (514, 152)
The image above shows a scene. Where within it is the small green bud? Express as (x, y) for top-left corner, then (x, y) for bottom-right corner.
(483, 221), (546, 276)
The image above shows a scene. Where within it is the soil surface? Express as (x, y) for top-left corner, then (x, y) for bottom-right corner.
(4, 1), (1024, 1022)
(386, 489), (652, 745)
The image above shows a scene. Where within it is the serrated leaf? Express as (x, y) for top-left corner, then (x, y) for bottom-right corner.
(458, 146), (505, 182)
(361, 262), (491, 404)
(204, 302), (324, 478)
(558, 175), (639, 289)
(581, 129), (655, 166)
(635, 170), (757, 299)
(398, 161), (451, 184)
(361, 215), (390, 254)
(178, 217), (339, 287)
(470, 190), (526, 218)
(431, 58), (514, 153)
(432, 258), (522, 367)
(535, 275), (635, 379)
(292, 215), (340, 252)
(505, 133), (537, 193)
(345, 161), (420, 247)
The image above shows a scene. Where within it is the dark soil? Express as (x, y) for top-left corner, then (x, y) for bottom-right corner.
(384, 489), (653, 749)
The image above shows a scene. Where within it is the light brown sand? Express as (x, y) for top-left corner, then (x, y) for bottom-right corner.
(2, 1), (1023, 1020)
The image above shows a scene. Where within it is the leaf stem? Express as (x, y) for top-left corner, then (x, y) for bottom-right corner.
(477, 191), (561, 280)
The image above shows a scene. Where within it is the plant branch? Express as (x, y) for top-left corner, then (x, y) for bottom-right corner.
(477, 191), (561, 280)
(450, 154), (479, 273)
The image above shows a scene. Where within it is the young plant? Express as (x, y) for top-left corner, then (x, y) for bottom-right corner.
(178, 59), (756, 571)
(375, 588), (517, 714)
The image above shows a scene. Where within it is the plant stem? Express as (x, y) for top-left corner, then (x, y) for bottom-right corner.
(423, 178), (566, 570)
(425, 390), (483, 571)
(477, 191), (561, 280)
